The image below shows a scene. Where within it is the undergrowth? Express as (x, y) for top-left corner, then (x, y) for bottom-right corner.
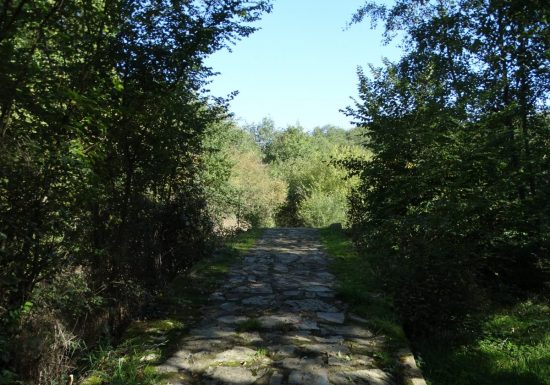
(79, 228), (263, 385)
(320, 227), (550, 385)
(415, 298), (550, 385)
(318, 227), (407, 351)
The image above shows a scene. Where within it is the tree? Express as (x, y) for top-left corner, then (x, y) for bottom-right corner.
(202, 120), (286, 230)
(263, 124), (366, 227)
(346, 0), (549, 334)
(246, 117), (277, 153)
(0, 1), (272, 382)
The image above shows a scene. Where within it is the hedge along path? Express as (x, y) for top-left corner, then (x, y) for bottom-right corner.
(158, 228), (406, 385)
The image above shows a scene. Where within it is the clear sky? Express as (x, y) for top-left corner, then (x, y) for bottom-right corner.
(205, 0), (402, 130)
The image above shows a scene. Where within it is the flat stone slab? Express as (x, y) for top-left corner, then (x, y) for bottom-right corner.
(288, 369), (329, 385)
(187, 326), (235, 340)
(296, 319), (319, 331)
(209, 292), (225, 301)
(268, 344), (296, 357)
(183, 338), (224, 351)
(301, 343), (350, 356)
(205, 366), (258, 384)
(234, 283), (273, 294)
(213, 346), (256, 363)
(314, 335), (345, 344)
(317, 312), (345, 324)
(315, 291), (335, 298)
(163, 351), (214, 371)
(237, 331), (263, 344)
(218, 315), (249, 324)
(242, 295), (275, 306)
(349, 313), (369, 323)
(283, 290), (302, 297)
(304, 284), (332, 292)
(274, 264), (289, 273)
(348, 336), (387, 352)
(328, 354), (375, 368)
(285, 333), (313, 344)
(329, 369), (394, 385)
(328, 356), (350, 367)
(258, 314), (301, 328)
(220, 302), (240, 312)
(282, 357), (324, 370)
(321, 324), (374, 338)
(278, 254), (299, 264)
(285, 299), (338, 312)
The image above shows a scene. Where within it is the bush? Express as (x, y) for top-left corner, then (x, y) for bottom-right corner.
(298, 190), (347, 228)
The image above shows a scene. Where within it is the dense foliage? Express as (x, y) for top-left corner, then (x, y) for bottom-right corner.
(0, 1), (271, 383)
(260, 122), (367, 227)
(203, 118), (367, 229)
(346, 0), (549, 335)
(202, 120), (287, 229)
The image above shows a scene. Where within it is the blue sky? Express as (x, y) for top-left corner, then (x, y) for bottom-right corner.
(205, 0), (402, 130)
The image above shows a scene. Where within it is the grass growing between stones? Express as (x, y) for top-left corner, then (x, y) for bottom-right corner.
(320, 228), (550, 385)
(236, 318), (262, 332)
(415, 299), (550, 385)
(318, 227), (407, 351)
(80, 228), (264, 385)
(254, 347), (269, 357)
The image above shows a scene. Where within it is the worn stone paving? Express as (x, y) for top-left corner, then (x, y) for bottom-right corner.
(158, 228), (395, 385)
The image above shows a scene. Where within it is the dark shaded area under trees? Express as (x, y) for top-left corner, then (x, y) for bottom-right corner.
(344, 1), (549, 383)
(345, 0), (549, 343)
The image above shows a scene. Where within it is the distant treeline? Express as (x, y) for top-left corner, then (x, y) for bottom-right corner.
(204, 118), (368, 231)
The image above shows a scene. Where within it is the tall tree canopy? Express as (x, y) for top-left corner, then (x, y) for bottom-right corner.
(346, 0), (549, 333)
(0, 1), (271, 383)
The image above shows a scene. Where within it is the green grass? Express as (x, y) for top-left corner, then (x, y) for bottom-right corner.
(319, 228), (550, 385)
(80, 228), (264, 385)
(318, 227), (407, 349)
(319, 227), (550, 385)
(254, 347), (269, 357)
(236, 318), (262, 332)
(416, 299), (550, 385)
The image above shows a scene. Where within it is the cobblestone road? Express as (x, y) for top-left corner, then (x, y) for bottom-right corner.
(158, 228), (394, 385)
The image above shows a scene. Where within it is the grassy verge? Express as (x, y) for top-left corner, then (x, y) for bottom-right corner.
(415, 298), (550, 385)
(318, 227), (407, 366)
(79, 228), (264, 385)
(319, 228), (550, 385)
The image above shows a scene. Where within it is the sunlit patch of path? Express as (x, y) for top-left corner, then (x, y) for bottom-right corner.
(158, 228), (395, 385)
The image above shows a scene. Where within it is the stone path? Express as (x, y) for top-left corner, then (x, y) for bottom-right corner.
(158, 228), (395, 385)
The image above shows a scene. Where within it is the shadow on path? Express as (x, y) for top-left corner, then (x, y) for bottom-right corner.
(157, 228), (394, 385)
